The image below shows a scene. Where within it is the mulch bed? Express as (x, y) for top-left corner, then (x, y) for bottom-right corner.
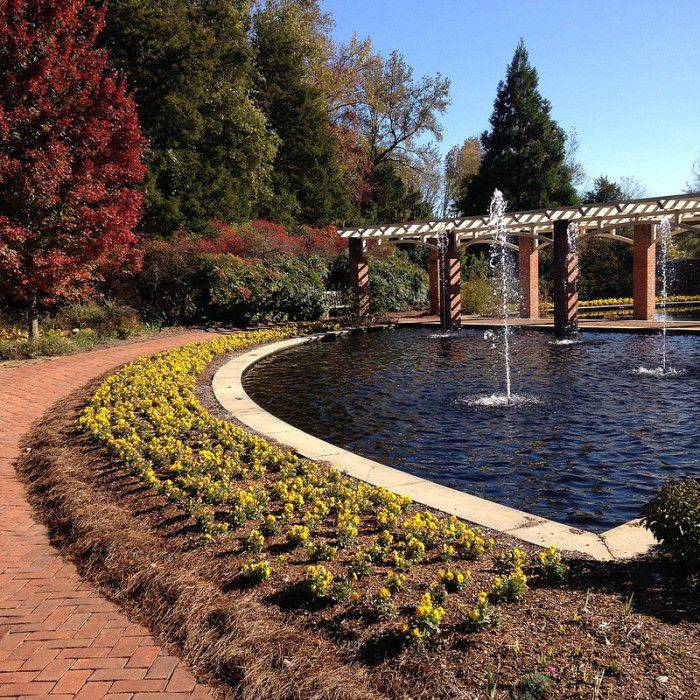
(16, 352), (699, 700)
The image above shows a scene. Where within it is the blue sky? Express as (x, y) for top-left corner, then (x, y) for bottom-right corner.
(321, 0), (699, 196)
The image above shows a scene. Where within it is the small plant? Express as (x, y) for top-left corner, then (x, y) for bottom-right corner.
(510, 671), (553, 700)
(491, 567), (528, 603)
(308, 541), (336, 562)
(286, 524), (310, 548)
(331, 577), (354, 602)
(536, 546), (568, 582)
(467, 591), (499, 629)
(349, 551), (373, 579)
(495, 546), (528, 573)
(404, 535), (426, 563)
(455, 527), (487, 560)
(260, 514), (279, 536)
(240, 558), (271, 585)
(336, 512), (360, 548)
(402, 592), (446, 646)
(305, 564), (334, 598)
(389, 549), (411, 571)
(386, 570), (406, 594)
(242, 529), (265, 553)
(439, 543), (456, 562)
(376, 530), (394, 551)
(622, 591), (635, 617)
(641, 478), (700, 571)
(367, 587), (398, 620)
(437, 568), (472, 593)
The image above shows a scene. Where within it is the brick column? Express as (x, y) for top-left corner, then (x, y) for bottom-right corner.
(428, 246), (440, 315)
(632, 223), (656, 320)
(552, 220), (579, 335)
(518, 236), (539, 319)
(440, 232), (461, 330)
(348, 238), (369, 318)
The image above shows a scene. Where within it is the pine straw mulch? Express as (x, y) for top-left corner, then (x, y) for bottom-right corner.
(15, 367), (699, 700)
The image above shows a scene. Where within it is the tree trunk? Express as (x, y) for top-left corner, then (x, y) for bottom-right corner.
(28, 292), (40, 339)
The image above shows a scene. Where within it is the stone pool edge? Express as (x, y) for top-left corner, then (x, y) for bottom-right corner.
(212, 331), (657, 562)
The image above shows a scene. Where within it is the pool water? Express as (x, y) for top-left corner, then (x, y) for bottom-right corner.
(244, 328), (699, 532)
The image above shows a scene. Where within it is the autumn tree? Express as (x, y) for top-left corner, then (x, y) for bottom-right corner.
(0, 0), (146, 337)
(102, 0), (276, 235)
(443, 137), (481, 216)
(457, 40), (576, 216)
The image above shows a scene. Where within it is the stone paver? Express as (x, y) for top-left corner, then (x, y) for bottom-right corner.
(0, 332), (217, 698)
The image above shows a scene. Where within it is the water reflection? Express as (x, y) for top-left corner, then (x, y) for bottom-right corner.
(245, 328), (700, 532)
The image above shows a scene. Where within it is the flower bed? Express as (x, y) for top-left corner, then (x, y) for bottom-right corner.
(30, 323), (692, 698)
(79, 323), (547, 644)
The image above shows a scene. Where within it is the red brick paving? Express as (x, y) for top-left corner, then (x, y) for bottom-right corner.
(0, 331), (218, 698)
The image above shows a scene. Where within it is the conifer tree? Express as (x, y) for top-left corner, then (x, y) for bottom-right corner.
(102, 0), (277, 235)
(457, 40), (576, 216)
(253, 2), (354, 226)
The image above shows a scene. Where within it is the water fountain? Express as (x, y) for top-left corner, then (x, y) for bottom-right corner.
(635, 216), (680, 376)
(462, 190), (537, 407)
(658, 216), (672, 373)
(489, 189), (513, 401)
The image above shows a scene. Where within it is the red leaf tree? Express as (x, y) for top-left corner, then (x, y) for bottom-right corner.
(0, 0), (146, 336)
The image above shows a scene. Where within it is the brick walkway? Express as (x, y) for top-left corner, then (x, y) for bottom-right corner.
(0, 332), (217, 698)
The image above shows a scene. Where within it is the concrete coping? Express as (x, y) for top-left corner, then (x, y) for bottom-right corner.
(212, 332), (657, 561)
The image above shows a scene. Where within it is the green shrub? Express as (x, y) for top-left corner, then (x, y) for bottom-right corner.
(642, 478), (700, 570)
(368, 253), (428, 312)
(461, 278), (495, 315)
(120, 242), (217, 324)
(51, 302), (143, 338)
(127, 241), (326, 326)
(208, 255), (325, 323)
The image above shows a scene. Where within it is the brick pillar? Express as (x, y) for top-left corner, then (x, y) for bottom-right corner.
(632, 223), (656, 320)
(348, 238), (369, 318)
(428, 246), (440, 315)
(552, 220), (579, 335)
(518, 236), (539, 319)
(440, 232), (461, 330)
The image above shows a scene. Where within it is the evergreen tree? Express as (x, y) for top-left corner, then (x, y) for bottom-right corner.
(584, 176), (624, 204)
(102, 0), (277, 235)
(361, 162), (432, 224)
(457, 40), (577, 216)
(253, 3), (354, 226)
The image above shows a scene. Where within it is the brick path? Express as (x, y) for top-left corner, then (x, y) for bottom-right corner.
(0, 332), (218, 698)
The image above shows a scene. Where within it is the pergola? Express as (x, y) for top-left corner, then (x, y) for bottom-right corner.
(339, 192), (700, 334)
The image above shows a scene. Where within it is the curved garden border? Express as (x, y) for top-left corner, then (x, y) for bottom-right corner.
(213, 329), (656, 562)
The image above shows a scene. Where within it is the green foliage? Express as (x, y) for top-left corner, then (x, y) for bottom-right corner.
(121, 242), (326, 325)
(584, 176), (624, 204)
(457, 40), (576, 216)
(578, 239), (632, 301)
(253, 4), (353, 225)
(326, 251), (428, 313)
(367, 253), (428, 312)
(103, 0), (277, 235)
(510, 672), (553, 700)
(51, 302), (143, 339)
(0, 302), (149, 360)
(361, 162), (433, 225)
(642, 478), (700, 570)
